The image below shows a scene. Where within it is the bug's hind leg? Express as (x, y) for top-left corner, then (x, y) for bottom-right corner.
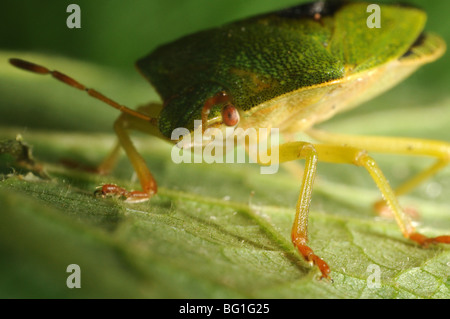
(96, 113), (157, 203)
(307, 129), (450, 217)
(306, 129), (450, 246)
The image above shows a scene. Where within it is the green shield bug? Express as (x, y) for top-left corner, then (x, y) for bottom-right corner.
(9, 0), (450, 280)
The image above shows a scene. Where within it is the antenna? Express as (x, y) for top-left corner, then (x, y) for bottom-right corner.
(9, 58), (156, 124)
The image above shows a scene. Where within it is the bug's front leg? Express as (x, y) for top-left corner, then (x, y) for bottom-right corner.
(96, 113), (157, 203)
(262, 142), (330, 279)
(289, 144), (331, 279)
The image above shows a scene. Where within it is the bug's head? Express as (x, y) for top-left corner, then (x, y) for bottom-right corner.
(158, 84), (241, 148)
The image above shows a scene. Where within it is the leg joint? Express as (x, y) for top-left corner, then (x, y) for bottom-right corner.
(297, 143), (317, 158)
(353, 149), (371, 167)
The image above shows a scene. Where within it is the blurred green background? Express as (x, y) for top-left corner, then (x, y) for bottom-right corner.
(0, 0), (449, 299)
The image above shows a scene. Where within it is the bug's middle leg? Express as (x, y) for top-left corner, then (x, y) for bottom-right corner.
(96, 141), (121, 175)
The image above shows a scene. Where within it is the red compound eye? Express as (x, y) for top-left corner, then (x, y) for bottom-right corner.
(221, 104), (239, 126)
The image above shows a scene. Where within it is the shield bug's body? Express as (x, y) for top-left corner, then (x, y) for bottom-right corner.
(10, 0), (450, 279)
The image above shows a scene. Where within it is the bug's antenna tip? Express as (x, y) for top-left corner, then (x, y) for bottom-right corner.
(9, 58), (24, 68)
(9, 58), (49, 74)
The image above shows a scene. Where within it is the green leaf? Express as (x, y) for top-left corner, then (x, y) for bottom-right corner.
(0, 125), (449, 298)
(0, 95), (449, 298)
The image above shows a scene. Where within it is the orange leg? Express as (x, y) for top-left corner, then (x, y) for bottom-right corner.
(96, 113), (157, 203)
